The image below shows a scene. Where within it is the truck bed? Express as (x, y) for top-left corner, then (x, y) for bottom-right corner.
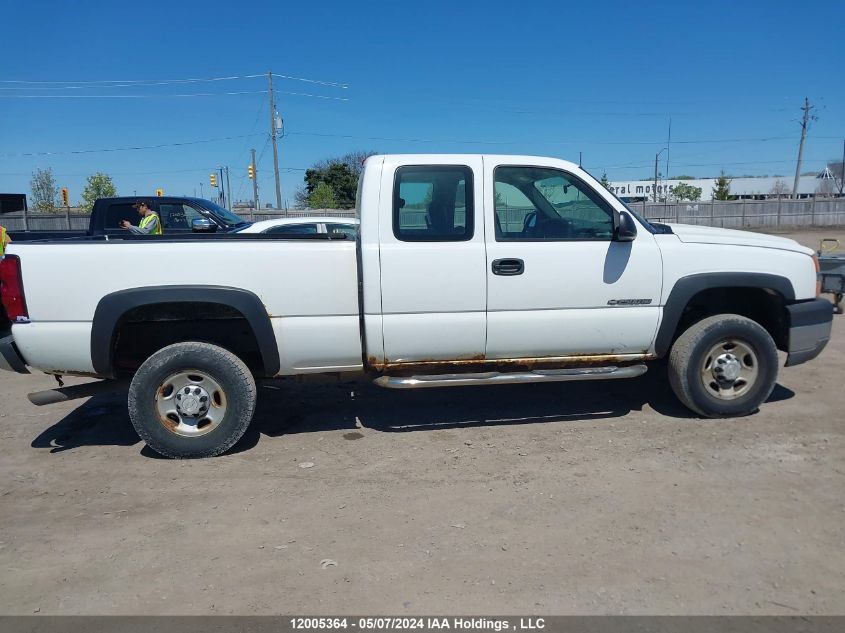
(7, 234), (362, 375)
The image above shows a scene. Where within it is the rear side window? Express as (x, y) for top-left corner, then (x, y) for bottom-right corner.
(265, 223), (318, 235)
(326, 223), (357, 239)
(104, 203), (137, 229)
(393, 165), (473, 241)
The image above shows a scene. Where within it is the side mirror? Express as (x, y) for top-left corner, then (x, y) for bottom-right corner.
(192, 218), (217, 233)
(614, 211), (637, 242)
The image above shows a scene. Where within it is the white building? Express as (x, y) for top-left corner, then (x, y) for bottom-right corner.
(608, 171), (839, 202)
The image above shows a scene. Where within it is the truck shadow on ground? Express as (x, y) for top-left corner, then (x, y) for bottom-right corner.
(29, 364), (796, 457)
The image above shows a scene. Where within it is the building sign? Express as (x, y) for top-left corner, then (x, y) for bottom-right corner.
(607, 179), (716, 200)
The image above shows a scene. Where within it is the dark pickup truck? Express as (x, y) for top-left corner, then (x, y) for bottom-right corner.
(8, 196), (251, 241)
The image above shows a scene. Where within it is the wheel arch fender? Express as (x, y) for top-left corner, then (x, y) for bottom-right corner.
(91, 285), (280, 377)
(655, 272), (795, 357)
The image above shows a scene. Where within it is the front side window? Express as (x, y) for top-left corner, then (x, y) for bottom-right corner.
(394, 165), (473, 241)
(494, 166), (614, 240)
(159, 204), (204, 230)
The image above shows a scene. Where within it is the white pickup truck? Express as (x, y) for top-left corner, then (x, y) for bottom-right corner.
(0, 154), (833, 458)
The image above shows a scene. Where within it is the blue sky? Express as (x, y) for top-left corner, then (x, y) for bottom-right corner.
(1, 0), (843, 208)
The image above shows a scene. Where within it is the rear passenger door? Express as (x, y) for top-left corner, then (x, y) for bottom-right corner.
(377, 157), (486, 364)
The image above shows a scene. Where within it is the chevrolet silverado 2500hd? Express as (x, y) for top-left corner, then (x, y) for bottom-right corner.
(0, 155), (833, 458)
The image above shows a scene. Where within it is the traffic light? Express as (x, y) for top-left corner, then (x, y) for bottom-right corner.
(61, 187), (69, 207)
(156, 188), (163, 197)
(210, 173), (217, 187)
(248, 164), (255, 179)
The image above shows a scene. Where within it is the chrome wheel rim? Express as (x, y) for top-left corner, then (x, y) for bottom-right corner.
(155, 370), (226, 437)
(700, 339), (759, 401)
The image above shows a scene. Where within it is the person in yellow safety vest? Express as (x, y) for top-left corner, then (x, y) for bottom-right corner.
(120, 200), (162, 235)
(0, 224), (10, 257)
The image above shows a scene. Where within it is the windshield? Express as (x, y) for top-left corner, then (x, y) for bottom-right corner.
(618, 199), (658, 233)
(196, 200), (249, 226)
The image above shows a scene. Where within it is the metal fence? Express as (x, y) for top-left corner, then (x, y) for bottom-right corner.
(237, 208), (357, 223)
(637, 197), (845, 229)
(3, 199), (844, 232)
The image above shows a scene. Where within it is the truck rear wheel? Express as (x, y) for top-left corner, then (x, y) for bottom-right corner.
(668, 314), (778, 418)
(128, 342), (256, 458)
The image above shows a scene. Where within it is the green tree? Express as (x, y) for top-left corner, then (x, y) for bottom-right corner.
(337, 150), (377, 177)
(712, 171), (733, 201)
(30, 167), (59, 212)
(671, 181), (702, 201)
(296, 150), (377, 209)
(599, 172), (611, 190)
(304, 162), (358, 209)
(308, 182), (337, 209)
(80, 172), (117, 213)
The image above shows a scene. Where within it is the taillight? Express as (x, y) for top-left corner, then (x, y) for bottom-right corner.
(0, 255), (29, 322)
(812, 254), (821, 297)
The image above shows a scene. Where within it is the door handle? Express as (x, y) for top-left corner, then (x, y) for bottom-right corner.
(492, 258), (524, 276)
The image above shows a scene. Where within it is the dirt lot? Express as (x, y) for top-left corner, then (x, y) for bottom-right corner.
(0, 229), (843, 616)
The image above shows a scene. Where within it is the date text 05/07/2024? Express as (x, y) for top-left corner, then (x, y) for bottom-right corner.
(289, 617), (546, 630)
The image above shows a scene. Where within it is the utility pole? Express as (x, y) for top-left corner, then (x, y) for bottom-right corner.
(225, 166), (231, 211)
(251, 148), (260, 210)
(268, 71), (283, 209)
(218, 167), (225, 207)
(199, 182), (204, 199)
(792, 97), (814, 199)
(653, 154), (659, 203)
(665, 117), (672, 205)
(654, 147), (668, 203)
(840, 139), (844, 196)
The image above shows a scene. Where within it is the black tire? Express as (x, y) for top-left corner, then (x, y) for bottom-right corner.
(668, 314), (778, 418)
(128, 342), (256, 458)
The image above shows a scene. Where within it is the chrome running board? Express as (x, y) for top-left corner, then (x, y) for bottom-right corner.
(374, 364), (647, 389)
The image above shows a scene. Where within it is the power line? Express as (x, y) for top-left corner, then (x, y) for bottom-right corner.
(270, 73), (348, 89)
(0, 74), (255, 85)
(0, 166), (221, 177)
(0, 90), (268, 99)
(0, 72), (349, 89)
(0, 90), (349, 101)
(234, 98), (266, 168)
(274, 91), (348, 101)
(0, 133), (264, 158)
(598, 157), (829, 171)
(285, 130), (805, 147)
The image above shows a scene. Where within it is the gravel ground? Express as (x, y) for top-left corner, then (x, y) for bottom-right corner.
(0, 228), (843, 616)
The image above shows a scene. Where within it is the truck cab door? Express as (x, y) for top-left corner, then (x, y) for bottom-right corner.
(484, 160), (662, 359)
(157, 202), (209, 234)
(375, 157), (486, 366)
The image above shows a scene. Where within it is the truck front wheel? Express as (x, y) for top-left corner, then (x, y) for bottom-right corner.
(128, 342), (257, 458)
(668, 314), (778, 418)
